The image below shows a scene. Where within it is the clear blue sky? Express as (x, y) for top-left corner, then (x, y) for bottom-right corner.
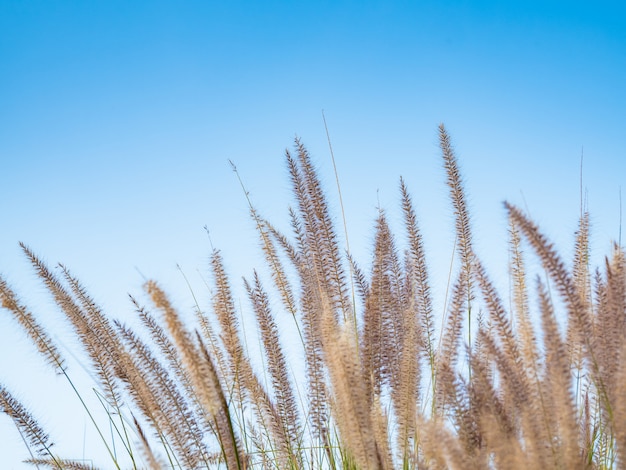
(1, 1), (625, 467)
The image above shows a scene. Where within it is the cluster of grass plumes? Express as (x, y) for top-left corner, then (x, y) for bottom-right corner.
(1, 125), (626, 469)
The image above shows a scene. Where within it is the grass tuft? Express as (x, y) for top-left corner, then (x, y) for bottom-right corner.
(1, 126), (625, 469)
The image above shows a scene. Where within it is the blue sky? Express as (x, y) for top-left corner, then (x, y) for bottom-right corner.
(1, 0), (625, 467)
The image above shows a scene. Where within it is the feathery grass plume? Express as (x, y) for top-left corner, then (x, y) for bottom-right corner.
(614, 333), (626, 469)
(285, 146), (328, 294)
(536, 276), (581, 468)
(362, 207), (424, 462)
(295, 138), (353, 324)
(210, 250), (298, 467)
(506, 218), (570, 468)
(572, 211), (592, 314)
(231, 160), (302, 340)
(111, 331), (181, 469)
(0, 276), (65, 372)
(569, 211), (591, 395)
(505, 203), (594, 355)
(196, 335), (250, 470)
(57, 263), (142, 459)
(286, 139), (353, 327)
(133, 415), (164, 470)
(321, 301), (384, 470)
(209, 249), (246, 384)
(447, 369), (483, 461)
(590, 267), (615, 456)
(479, 412), (524, 470)
(436, 271), (469, 414)
(507, 217), (540, 383)
(580, 387), (597, 468)
(244, 420), (283, 469)
(348, 253), (370, 306)
(267, 204), (331, 446)
(115, 320), (210, 469)
(392, 291), (421, 462)
(0, 385), (61, 468)
(597, 246), (626, 407)
(439, 124), (475, 357)
(369, 394), (395, 470)
(417, 414), (478, 470)
(467, 341), (517, 443)
(19, 244), (126, 411)
(255, 212), (301, 323)
(469, 365), (510, 465)
(260, 214), (332, 452)
(393, 180), (434, 463)
(298, 274), (331, 452)
(473, 259), (535, 433)
(504, 201), (619, 461)
(474, 259), (522, 377)
(362, 210), (403, 399)
(26, 459), (103, 470)
(59, 264), (137, 394)
(132, 296), (224, 448)
(440, 124), (474, 271)
(400, 176), (434, 385)
(244, 271), (304, 468)
(59, 263), (126, 366)
(475, 327), (544, 467)
(132, 299), (198, 404)
(145, 280), (247, 470)
(236, 162), (300, 321)
(584, 244), (626, 467)
(189, 300), (231, 395)
(208, 248), (256, 447)
(19, 244), (133, 469)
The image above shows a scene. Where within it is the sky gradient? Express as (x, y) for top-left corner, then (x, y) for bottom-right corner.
(1, 1), (625, 467)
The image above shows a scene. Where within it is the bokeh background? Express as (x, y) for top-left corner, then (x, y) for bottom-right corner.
(1, 1), (625, 467)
